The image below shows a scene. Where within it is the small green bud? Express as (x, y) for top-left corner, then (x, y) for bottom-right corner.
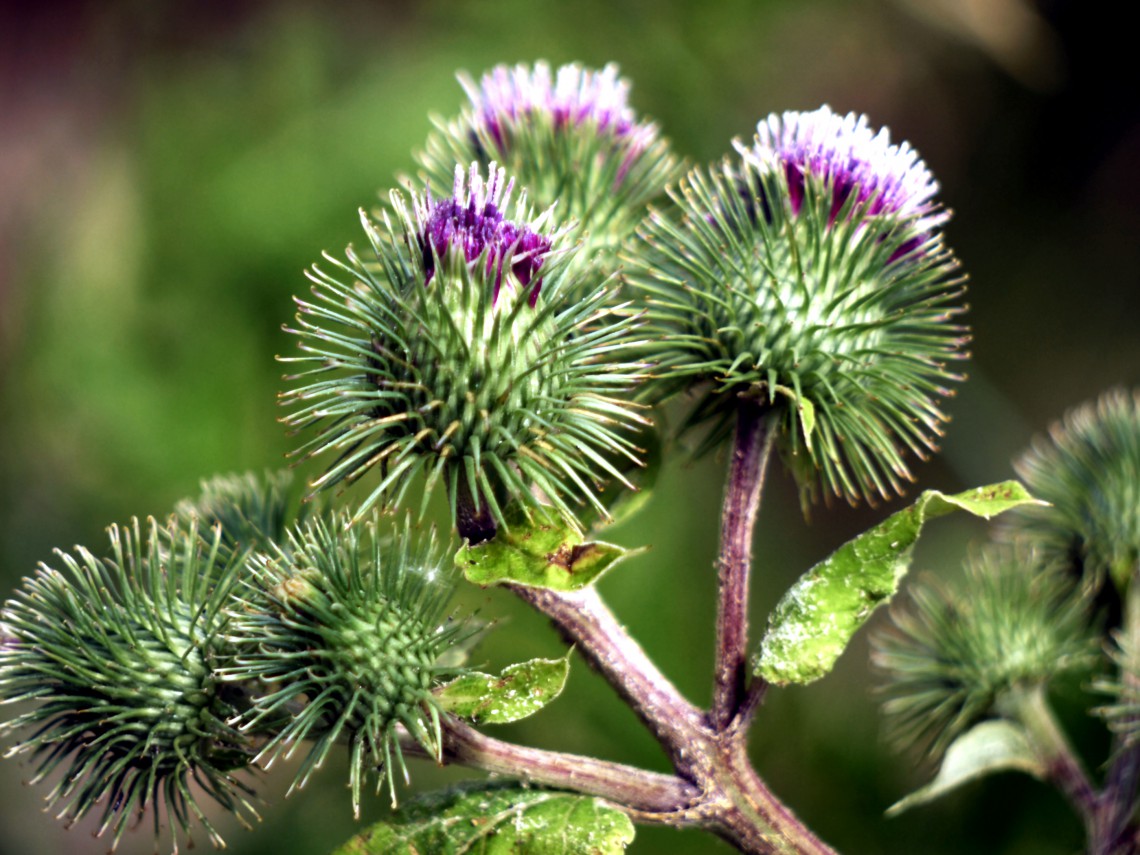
(1000, 388), (1140, 594)
(873, 545), (1096, 758)
(0, 519), (255, 850)
(222, 515), (469, 815)
(281, 162), (648, 539)
(175, 469), (309, 558)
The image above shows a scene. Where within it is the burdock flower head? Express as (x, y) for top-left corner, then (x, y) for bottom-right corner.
(999, 388), (1140, 594)
(873, 546), (1096, 758)
(631, 105), (968, 508)
(0, 519), (255, 851)
(416, 61), (680, 276)
(282, 162), (647, 542)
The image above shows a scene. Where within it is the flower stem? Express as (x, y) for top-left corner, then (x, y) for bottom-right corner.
(506, 573), (837, 853)
(1095, 577), (1140, 854)
(1006, 683), (1098, 833)
(454, 470), (497, 545)
(712, 399), (775, 731)
(506, 583), (705, 769)
(406, 718), (701, 819)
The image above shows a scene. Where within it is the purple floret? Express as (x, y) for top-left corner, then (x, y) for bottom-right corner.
(416, 164), (552, 305)
(737, 106), (949, 239)
(459, 62), (657, 175)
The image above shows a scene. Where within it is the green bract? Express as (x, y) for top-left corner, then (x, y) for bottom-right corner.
(1001, 388), (1140, 593)
(222, 514), (467, 815)
(0, 519), (254, 850)
(629, 110), (967, 507)
(281, 163), (647, 538)
(175, 469), (309, 557)
(872, 546), (1096, 758)
(416, 61), (680, 286)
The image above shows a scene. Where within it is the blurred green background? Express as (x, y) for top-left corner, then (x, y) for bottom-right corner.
(1, 1), (1136, 853)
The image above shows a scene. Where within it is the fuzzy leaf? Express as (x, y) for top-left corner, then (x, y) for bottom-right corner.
(457, 511), (639, 591)
(886, 720), (1044, 816)
(757, 481), (1042, 686)
(330, 783), (635, 854)
(437, 654), (571, 724)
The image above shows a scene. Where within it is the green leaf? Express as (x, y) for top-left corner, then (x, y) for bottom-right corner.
(756, 481), (1042, 686)
(886, 720), (1044, 816)
(437, 653), (571, 724)
(330, 782), (635, 854)
(457, 508), (640, 591)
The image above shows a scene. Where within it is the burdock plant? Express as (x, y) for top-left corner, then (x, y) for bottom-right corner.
(222, 514), (465, 816)
(1, 60), (1127, 855)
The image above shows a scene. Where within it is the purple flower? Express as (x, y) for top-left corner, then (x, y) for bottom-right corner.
(736, 106), (949, 238)
(414, 163), (552, 306)
(459, 61), (656, 171)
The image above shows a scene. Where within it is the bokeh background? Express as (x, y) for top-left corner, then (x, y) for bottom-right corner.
(1, 1), (1137, 853)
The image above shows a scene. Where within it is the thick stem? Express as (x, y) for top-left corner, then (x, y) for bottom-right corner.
(507, 584), (838, 853)
(712, 400), (775, 731)
(709, 738), (838, 855)
(1096, 578), (1140, 855)
(1007, 683), (1098, 833)
(424, 718), (701, 821)
(507, 583), (705, 770)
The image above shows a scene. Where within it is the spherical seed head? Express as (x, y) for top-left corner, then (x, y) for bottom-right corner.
(416, 62), (680, 278)
(282, 162), (648, 532)
(630, 107), (968, 509)
(1000, 389), (1140, 593)
(873, 546), (1096, 758)
(0, 519), (255, 851)
(223, 516), (466, 814)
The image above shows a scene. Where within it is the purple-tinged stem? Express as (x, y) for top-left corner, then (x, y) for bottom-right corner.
(418, 718), (700, 820)
(711, 399), (775, 731)
(1007, 683), (1098, 836)
(454, 474), (497, 545)
(507, 583), (705, 771)
(1094, 579), (1140, 854)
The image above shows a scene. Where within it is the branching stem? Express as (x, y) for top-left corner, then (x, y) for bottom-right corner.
(402, 719), (700, 821)
(506, 583), (704, 769)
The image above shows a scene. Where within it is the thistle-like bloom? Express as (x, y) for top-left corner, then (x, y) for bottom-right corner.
(0, 520), (255, 851)
(999, 389), (1140, 593)
(416, 62), (680, 277)
(222, 515), (466, 814)
(873, 547), (1095, 758)
(282, 162), (647, 540)
(630, 106), (968, 507)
